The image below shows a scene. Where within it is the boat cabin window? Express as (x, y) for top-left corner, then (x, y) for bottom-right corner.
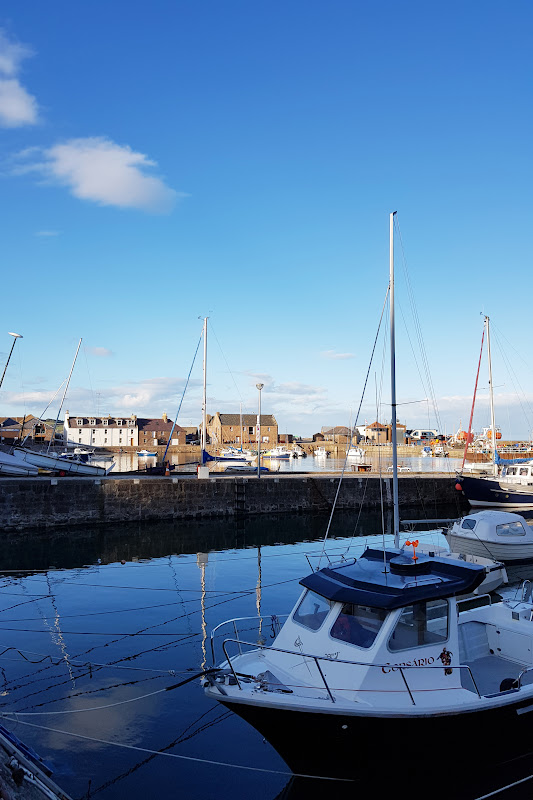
(293, 591), (331, 631)
(507, 467), (517, 476)
(330, 604), (387, 649)
(461, 519), (476, 530)
(388, 599), (448, 652)
(496, 522), (526, 537)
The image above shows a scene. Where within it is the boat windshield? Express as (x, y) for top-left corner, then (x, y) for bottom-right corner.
(330, 604), (387, 649)
(293, 591), (331, 631)
(496, 522), (526, 537)
(388, 599), (448, 652)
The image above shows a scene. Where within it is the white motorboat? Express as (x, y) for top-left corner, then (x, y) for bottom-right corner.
(205, 215), (533, 781)
(347, 446), (366, 459)
(446, 510), (533, 562)
(421, 445), (432, 457)
(137, 450), (157, 457)
(262, 446), (292, 460)
(218, 447), (254, 462)
(313, 446), (328, 458)
(0, 450), (38, 477)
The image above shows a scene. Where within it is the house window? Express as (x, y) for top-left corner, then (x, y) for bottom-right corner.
(79, 438), (82, 443)
(92, 430), (96, 434)
(76, 419), (83, 426)
(104, 438), (107, 444)
(129, 420), (135, 426)
(229, 426), (233, 431)
(119, 438), (122, 444)
(119, 430), (123, 435)
(79, 429), (82, 434)
(89, 419), (96, 425)
(116, 419), (123, 426)
(248, 427), (254, 435)
(130, 429), (133, 434)
(268, 427), (270, 431)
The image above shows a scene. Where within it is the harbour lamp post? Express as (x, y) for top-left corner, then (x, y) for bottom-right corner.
(0, 332), (23, 390)
(256, 383), (264, 478)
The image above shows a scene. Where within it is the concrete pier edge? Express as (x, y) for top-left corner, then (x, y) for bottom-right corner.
(0, 473), (468, 532)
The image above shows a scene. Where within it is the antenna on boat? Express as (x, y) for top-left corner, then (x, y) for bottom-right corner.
(390, 211), (400, 548)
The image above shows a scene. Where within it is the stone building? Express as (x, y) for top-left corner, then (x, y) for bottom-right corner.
(207, 412), (278, 446)
(363, 421), (406, 444)
(0, 416), (57, 445)
(64, 412), (186, 449)
(321, 426), (354, 444)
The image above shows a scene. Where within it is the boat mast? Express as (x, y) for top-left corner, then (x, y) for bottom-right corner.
(201, 317), (208, 465)
(48, 338), (82, 452)
(485, 315), (498, 476)
(389, 211), (399, 548)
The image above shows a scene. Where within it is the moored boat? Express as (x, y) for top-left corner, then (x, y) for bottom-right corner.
(446, 509), (533, 562)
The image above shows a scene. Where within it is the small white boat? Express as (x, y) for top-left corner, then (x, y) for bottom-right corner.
(347, 446), (366, 459)
(446, 510), (533, 562)
(262, 446), (292, 460)
(14, 447), (111, 477)
(0, 451), (38, 477)
(137, 450), (157, 457)
(421, 445), (433, 457)
(218, 447), (254, 462)
(314, 447), (329, 458)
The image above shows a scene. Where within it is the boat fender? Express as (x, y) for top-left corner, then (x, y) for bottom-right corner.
(455, 482), (463, 491)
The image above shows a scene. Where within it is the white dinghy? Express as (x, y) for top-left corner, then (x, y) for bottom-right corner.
(0, 450), (38, 477)
(446, 509), (533, 563)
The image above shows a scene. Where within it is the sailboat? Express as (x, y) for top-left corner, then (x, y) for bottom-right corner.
(455, 316), (533, 509)
(203, 215), (533, 779)
(13, 340), (113, 477)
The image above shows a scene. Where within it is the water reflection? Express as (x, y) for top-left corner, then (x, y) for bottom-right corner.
(0, 507), (531, 800)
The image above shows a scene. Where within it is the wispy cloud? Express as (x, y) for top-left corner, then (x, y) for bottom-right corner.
(0, 30), (38, 127)
(17, 137), (179, 213)
(85, 346), (113, 358)
(35, 230), (60, 237)
(321, 350), (355, 360)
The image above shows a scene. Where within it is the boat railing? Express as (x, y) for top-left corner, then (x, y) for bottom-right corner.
(457, 593), (493, 611)
(210, 615), (288, 663)
(219, 637), (481, 704)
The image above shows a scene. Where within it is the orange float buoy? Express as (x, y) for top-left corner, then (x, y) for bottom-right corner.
(455, 482), (463, 491)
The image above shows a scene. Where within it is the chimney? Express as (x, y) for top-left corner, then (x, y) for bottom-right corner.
(162, 412), (168, 423)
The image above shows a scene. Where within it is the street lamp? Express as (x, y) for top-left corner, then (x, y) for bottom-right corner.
(0, 332), (23, 390)
(256, 383), (264, 478)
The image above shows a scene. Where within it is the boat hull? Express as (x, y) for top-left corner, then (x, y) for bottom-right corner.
(457, 474), (533, 510)
(216, 694), (533, 779)
(0, 452), (38, 477)
(446, 532), (533, 562)
(13, 448), (108, 477)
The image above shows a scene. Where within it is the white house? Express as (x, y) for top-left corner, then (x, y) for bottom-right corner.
(64, 411), (139, 448)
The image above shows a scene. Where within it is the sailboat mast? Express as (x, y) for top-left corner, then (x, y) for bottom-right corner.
(389, 211), (399, 548)
(48, 337), (82, 452)
(201, 317), (208, 465)
(485, 315), (498, 476)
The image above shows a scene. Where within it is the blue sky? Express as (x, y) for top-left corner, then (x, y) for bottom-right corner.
(0, 1), (532, 438)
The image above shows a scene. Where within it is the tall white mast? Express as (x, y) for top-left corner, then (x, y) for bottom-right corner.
(389, 212), (399, 548)
(48, 338), (82, 452)
(201, 317), (208, 465)
(485, 315), (498, 476)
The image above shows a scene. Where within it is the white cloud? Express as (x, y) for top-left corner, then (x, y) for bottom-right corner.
(35, 230), (60, 237)
(0, 30), (38, 127)
(321, 350), (355, 360)
(19, 137), (178, 213)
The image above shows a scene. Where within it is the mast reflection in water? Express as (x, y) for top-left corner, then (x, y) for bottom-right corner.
(0, 506), (531, 800)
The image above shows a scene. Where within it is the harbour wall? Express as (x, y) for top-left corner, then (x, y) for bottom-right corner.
(0, 474), (468, 532)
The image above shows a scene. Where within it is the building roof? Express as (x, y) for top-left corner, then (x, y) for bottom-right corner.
(322, 426), (352, 435)
(67, 415), (138, 429)
(137, 418), (184, 433)
(213, 413), (277, 426)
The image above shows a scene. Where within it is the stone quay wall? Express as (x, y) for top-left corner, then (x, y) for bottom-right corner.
(0, 474), (468, 532)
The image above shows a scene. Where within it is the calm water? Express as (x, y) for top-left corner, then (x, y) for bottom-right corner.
(102, 451), (464, 475)
(0, 507), (531, 799)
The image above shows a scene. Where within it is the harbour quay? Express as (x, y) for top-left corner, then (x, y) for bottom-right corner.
(0, 473), (468, 531)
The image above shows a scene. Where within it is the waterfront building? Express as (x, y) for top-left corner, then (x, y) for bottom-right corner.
(0, 416), (58, 445)
(207, 412), (278, 446)
(64, 412), (186, 449)
(321, 426), (354, 444)
(363, 421), (407, 444)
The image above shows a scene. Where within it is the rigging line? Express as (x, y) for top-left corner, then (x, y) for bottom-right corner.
(461, 325), (485, 473)
(208, 319), (244, 405)
(82, 344), (96, 412)
(1, 668), (214, 716)
(0, 627), (201, 636)
(37, 380), (67, 424)
(318, 284), (390, 568)
(162, 331), (203, 465)
(0, 646), (183, 675)
(395, 218), (443, 432)
(3, 717), (353, 781)
(492, 327), (533, 429)
(473, 772), (533, 800)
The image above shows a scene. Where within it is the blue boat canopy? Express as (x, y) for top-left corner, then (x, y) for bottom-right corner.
(300, 547), (486, 609)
